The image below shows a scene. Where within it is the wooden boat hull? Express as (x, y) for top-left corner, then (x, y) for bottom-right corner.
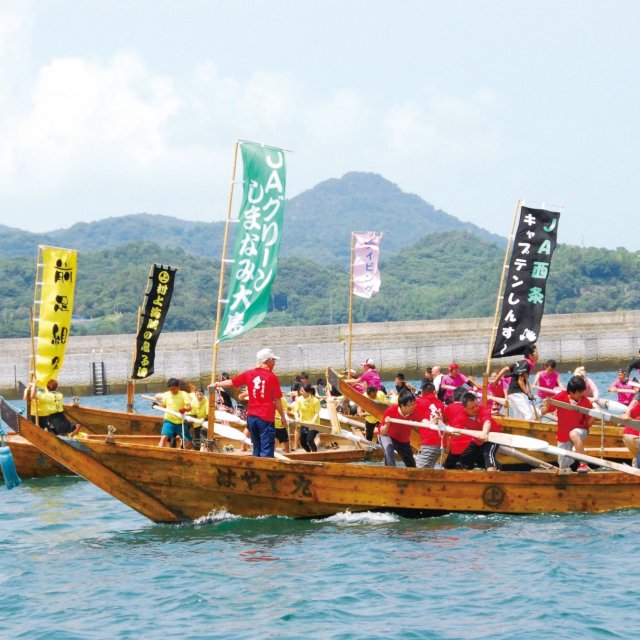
(3, 434), (70, 478)
(2, 424), (371, 479)
(63, 403), (163, 435)
(497, 416), (630, 461)
(11, 404), (640, 523)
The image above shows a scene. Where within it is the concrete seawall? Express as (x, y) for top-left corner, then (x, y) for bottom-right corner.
(2, 310), (639, 398)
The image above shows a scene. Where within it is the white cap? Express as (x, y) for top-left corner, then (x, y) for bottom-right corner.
(256, 348), (280, 363)
(360, 358), (376, 367)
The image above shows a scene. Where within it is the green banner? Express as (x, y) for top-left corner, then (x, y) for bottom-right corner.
(218, 142), (286, 343)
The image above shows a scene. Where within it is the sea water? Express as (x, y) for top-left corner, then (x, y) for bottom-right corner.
(2, 371), (640, 639)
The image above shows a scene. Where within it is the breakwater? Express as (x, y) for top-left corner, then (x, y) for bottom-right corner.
(1, 310), (639, 398)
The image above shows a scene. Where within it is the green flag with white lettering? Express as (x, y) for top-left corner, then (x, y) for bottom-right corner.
(218, 142), (286, 343)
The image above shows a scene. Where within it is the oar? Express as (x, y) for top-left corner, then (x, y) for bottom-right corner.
(532, 384), (563, 394)
(212, 410), (247, 426)
(151, 404), (203, 424)
(141, 393), (163, 403)
(390, 416), (640, 477)
(291, 417), (380, 450)
(547, 398), (640, 428)
(0, 433), (21, 489)
(318, 407), (367, 430)
(596, 398), (629, 415)
(497, 445), (555, 470)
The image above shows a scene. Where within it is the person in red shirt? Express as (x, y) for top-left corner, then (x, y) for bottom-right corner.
(379, 390), (424, 467)
(455, 392), (501, 471)
(211, 348), (288, 458)
(621, 401), (640, 466)
(541, 375), (594, 472)
(442, 386), (472, 469)
(415, 381), (446, 468)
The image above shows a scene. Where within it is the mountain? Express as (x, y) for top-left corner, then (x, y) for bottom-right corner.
(280, 172), (505, 263)
(0, 173), (504, 262)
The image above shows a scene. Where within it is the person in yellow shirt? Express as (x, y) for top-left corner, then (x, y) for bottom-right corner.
(358, 384), (387, 441)
(157, 377), (192, 449)
(24, 379), (81, 436)
(189, 386), (208, 445)
(274, 395), (291, 453)
(294, 384), (321, 452)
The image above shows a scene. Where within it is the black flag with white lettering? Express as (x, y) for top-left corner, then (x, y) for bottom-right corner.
(131, 264), (177, 379)
(491, 206), (561, 358)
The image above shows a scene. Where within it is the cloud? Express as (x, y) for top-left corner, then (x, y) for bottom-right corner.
(383, 87), (505, 165)
(0, 51), (184, 191)
(0, 15), (506, 231)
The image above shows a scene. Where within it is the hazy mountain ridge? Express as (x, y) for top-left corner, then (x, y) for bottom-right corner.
(0, 172), (504, 262)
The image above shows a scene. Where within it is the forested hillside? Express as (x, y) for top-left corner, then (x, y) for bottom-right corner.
(0, 172), (504, 263)
(1, 231), (639, 338)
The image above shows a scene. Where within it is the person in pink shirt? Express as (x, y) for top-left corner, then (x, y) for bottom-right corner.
(533, 359), (563, 400)
(345, 358), (382, 392)
(439, 362), (479, 404)
(484, 370), (507, 415)
(608, 369), (636, 406)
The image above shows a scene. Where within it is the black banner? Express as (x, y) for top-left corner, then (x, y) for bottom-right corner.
(131, 264), (177, 380)
(491, 206), (561, 358)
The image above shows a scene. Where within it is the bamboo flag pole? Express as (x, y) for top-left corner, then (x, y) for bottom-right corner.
(347, 232), (356, 375)
(208, 141), (241, 428)
(126, 303), (144, 413)
(485, 199), (522, 376)
(29, 248), (44, 425)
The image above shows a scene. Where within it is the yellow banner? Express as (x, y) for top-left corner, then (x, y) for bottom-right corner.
(35, 246), (77, 386)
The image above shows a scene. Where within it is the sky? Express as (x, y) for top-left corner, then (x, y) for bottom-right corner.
(1, 0), (639, 250)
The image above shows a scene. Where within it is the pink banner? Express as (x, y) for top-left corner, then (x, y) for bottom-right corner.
(352, 232), (382, 298)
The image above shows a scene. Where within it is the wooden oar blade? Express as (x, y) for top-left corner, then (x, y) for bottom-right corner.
(487, 432), (550, 452)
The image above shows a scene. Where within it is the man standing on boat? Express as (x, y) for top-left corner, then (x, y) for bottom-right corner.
(157, 378), (193, 449)
(494, 345), (539, 420)
(211, 348), (288, 458)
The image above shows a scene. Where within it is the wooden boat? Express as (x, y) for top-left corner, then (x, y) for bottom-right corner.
(63, 402), (163, 435)
(327, 368), (633, 464)
(7, 396), (640, 522)
(497, 415), (629, 461)
(0, 399), (372, 479)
